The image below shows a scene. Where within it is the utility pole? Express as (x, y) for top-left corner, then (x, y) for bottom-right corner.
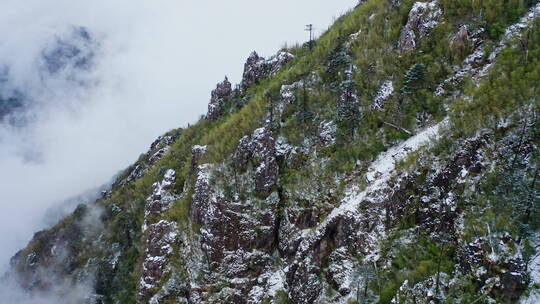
(305, 24), (314, 51)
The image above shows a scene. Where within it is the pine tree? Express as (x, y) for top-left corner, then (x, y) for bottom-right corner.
(264, 88), (280, 131)
(352, 262), (377, 303)
(324, 33), (350, 84)
(401, 63), (426, 95)
(335, 77), (361, 141)
(294, 80), (314, 126)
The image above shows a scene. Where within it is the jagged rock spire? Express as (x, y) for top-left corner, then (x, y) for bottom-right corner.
(240, 50), (294, 92)
(206, 76), (232, 121)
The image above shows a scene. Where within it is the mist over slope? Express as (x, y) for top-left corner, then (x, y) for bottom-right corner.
(0, 0), (357, 275)
(3, 0), (540, 304)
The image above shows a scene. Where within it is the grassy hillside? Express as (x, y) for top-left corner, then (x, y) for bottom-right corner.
(7, 1), (540, 303)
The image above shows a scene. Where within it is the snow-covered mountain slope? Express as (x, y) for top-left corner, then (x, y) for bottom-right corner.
(3, 1), (540, 303)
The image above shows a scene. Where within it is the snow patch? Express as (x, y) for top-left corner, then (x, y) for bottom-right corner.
(520, 232), (540, 303)
(373, 80), (394, 110)
(298, 118), (448, 258)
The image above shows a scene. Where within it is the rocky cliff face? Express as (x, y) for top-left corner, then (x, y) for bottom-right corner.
(207, 77), (232, 121)
(240, 51), (294, 91)
(397, 1), (442, 52)
(5, 1), (540, 304)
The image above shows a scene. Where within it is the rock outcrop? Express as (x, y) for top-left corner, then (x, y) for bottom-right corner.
(240, 51), (294, 91)
(115, 132), (180, 187)
(398, 1), (442, 52)
(190, 163), (213, 227)
(138, 220), (178, 301)
(235, 135), (252, 166)
(252, 123), (279, 195)
(139, 170), (180, 302)
(190, 145), (207, 173)
(232, 121), (279, 196)
(451, 24), (470, 51)
(5, 2), (540, 304)
(188, 158), (280, 302)
(143, 169), (179, 229)
(372, 80), (394, 110)
(317, 120), (337, 146)
(206, 77), (232, 121)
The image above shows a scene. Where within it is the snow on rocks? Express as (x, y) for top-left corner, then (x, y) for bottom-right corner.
(390, 273), (450, 303)
(186, 156), (281, 301)
(234, 135), (253, 168)
(109, 243), (122, 270)
(240, 51), (294, 91)
(398, 1), (442, 52)
(265, 51), (295, 74)
(285, 119), (448, 303)
(253, 124), (279, 195)
(435, 44), (485, 96)
(275, 136), (295, 158)
(190, 145), (207, 173)
(317, 120), (337, 147)
(458, 232), (527, 301)
(277, 75), (318, 123)
(241, 51), (265, 91)
(365, 119), (446, 185)
(206, 76), (232, 121)
(124, 164), (145, 184)
(148, 147), (170, 166)
(372, 80), (394, 110)
(327, 247), (355, 295)
(191, 160), (278, 259)
(118, 134), (178, 186)
(245, 266), (287, 304)
(143, 169), (179, 231)
(520, 232), (540, 303)
(265, 268), (287, 298)
(342, 118), (444, 226)
(149, 136), (176, 162)
(478, 2), (540, 79)
(138, 220), (179, 301)
(305, 119), (446, 251)
(499, 2), (540, 50)
(190, 163), (214, 226)
(138, 169), (180, 300)
(437, 3), (540, 96)
(234, 122), (279, 195)
(275, 136), (307, 169)
(280, 81), (303, 104)
(345, 28), (363, 49)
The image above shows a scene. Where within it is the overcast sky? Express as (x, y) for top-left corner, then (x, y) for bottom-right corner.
(0, 0), (357, 273)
